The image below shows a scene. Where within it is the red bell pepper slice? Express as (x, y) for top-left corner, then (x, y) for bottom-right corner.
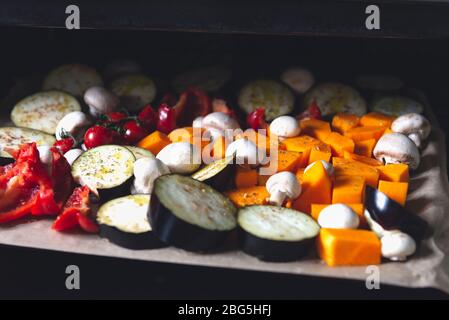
(172, 87), (212, 127)
(297, 99), (322, 120)
(157, 103), (177, 134)
(247, 108), (268, 131)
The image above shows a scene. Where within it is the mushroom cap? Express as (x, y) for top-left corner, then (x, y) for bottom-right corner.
(225, 138), (262, 167)
(37, 145), (53, 166)
(391, 113), (431, 141)
(281, 67), (315, 94)
(269, 115), (301, 138)
(132, 157), (170, 194)
(381, 230), (416, 261)
(55, 111), (92, 140)
(373, 133), (420, 170)
(202, 112), (240, 132)
(156, 142), (201, 174)
(304, 160), (334, 176)
(84, 86), (119, 115)
(63, 148), (84, 166)
(192, 116), (204, 128)
(317, 204), (360, 229)
(266, 171), (301, 199)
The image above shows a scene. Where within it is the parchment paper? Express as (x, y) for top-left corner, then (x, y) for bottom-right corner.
(1, 98), (448, 293)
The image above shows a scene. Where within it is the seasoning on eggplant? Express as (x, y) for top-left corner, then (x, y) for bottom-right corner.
(11, 91), (81, 135)
(71, 145), (135, 200)
(0, 127), (56, 158)
(97, 194), (163, 249)
(370, 96), (424, 116)
(191, 155), (235, 191)
(364, 186), (428, 242)
(125, 146), (155, 160)
(149, 174), (237, 252)
(238, 205), (320, 262)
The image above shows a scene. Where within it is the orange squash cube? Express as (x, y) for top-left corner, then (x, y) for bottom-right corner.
(226, 186), (269, 208)
(343, 151), (383, 167)
(345, 126), (386, 142)
(332, 113), (360, 134)
(309, 143), (332, 164)
(300, 118), (331, 141)
(377, 164), (409, 182)
(332, 175), (366, 204)
(378, 180), (409, 206)
(360, 112), (395, 128)
(333, 158), (379, 188)
(354, 138), (377, 157)
(235, 167), (258, 189)
(324, 132), (355, 157)
(137, 131), (171, 155)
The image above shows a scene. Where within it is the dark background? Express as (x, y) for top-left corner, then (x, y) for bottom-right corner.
(1, 1), (449, 299)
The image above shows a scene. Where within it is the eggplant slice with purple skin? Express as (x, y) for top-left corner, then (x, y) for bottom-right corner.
(191, 155), (235, 191)
(238, 205), (320, 262)
(364, 186), (428, 243)
(149, 174), (237, 252)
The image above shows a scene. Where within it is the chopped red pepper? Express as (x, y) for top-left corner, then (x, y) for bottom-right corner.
(172, 87), (212, 127)
(297, 99), (322, 120)
(53, 138), (74, 154)
(247, 108), (268, 130)
(137, 105), (158, 131)
(157, 103), (177, 134)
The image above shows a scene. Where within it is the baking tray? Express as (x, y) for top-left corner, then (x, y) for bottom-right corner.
(1, 90), (448, 293)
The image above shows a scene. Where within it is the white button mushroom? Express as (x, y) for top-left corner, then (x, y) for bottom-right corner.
(391, 113), (431, 148)
(192, 116), (204, 128)
(266, 171), (301, 206)
(55, 111), (92, 142)
(304, 160), (334, 176)
(84, 86), (119, 117)
(37, 145), (53, 174)
(269, 116), (300, 140)
(63, 148), (84, 166)
(225, 138), (263, 167)
(281, 67), (315, 94)
(131, 158), (170, 194)
(317, 204), (360, 229)
(200, 111), (240, 140)
(381, 230), (416, 261)
(156, 142), (201, 174)
(373, 133), (420, 170)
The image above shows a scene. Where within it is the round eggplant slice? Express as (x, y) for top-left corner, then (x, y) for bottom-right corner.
(124, 146), (155, 160)
(149, 174), (237, 252)
(171, 66), (232, 94)
(43, 64), (103, 97)
(238, 205), (320, 262)
(370, 96), (424, 116)
(304, 82), (367, 116)
(109, 74), (157, 112)
(365, 186), (428, 242)
(191, 156), (235, 191)
(71, 145), (135, 200)
(238, 80), (295, 121)
(11, 91), (81, 135)
(0, 127), (56, 158)
(97, 194), (164, 250)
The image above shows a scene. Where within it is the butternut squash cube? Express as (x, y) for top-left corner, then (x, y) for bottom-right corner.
(377, 164), (409, 182)
(168, 127), (207, 149)
(332, 175), (366, 204)
(282, 135), (320, 167)
(324, 132), (355, 157)
(263, 149), (303, 173)
(360, 112), (395, 128)
(354, 138), (376, 157)
(293, 161), (332, 214)
(378, 180), (409, 206)
(344, 126), (386, 142)
(226, 186), (269, 208)
(333, 158), (379, 188)
(317, 228), (381, 266)
(235, 167), (258, 189)
(343, 151), (383, 167)
(332, 113), (360, 134)
(137, 131), (171, 155)
(300, 118), (331, 141)
(309, 143), (332, 164)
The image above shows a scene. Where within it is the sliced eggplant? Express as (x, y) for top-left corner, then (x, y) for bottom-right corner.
(149, 174), (237, 252)
(11, 91), (81, 135)
(71, 145), (135, 200)
(125, 146), (155, 160)
(43, 64), (103, 97)
(97, 194), (164, 250)
(0, 127), (56, 158)
(191, 156), (235, 191)
(238, 205), (320, 262)
(365, 186), (428, 242)
(238, 80), (294, 121)
(303, 82), (367, 116)
(370, 96), (424, 116)
(109, 74), (156, 112)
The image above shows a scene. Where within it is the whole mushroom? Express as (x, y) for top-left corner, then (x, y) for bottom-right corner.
(63, 148), (84, 166)
(156, 142), (201, 174)
(55, 111), (92, 142)
(266, 171), (301, 206)
(280, 67), (315, 94)
(304, 160), (334, 176)
(84, 86), (119, 117)
(381, 230), (416, 261)
(225, 138), (262, 167)
(198, 112), (240, 141)
(131, 157), (170, 194)
(37, 145), (53, 174)
(391, 113), (431, 148)
(373, 133), (420, 170)
(269, 116), (300, 140)
(317, 204), (359, 229)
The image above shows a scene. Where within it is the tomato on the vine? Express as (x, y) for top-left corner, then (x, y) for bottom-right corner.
(84, 125), (116, 149)
(122, 120), (148, 144)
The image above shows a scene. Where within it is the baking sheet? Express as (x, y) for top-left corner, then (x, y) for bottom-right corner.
(1, 101), (449, 293)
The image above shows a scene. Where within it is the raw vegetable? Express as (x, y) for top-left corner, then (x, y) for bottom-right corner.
(263, 149), (304, 173)
(235, 167), (258, 189)
(97, 194), (163, 249)
(343, 151), (383, 167)
(311, 203), (365, 224)
(378, 180), (409, 206)
(344, 126), (386, 142)
(0, 127), (56, 158)
(354, 138), (376, 157)
(238, 205), (319, 262)
(377, 163), (409, 182)
(238, 80), (294, 121)
(125, 146), (155, 160)
(137, 130), (172, 155)
(110, 74), (157, 112)
(299, 118), (331, 141)
(332, 175), (366, 204)
(282, 135), (320, 166)
(191, 156), (235, 191)
(246, 108), (268, 130)
(371, 96), (424, 116)
(226, 186), (269, 208)
(83, 125), (117, 149)
(171, 87), (212, 127)
(324, 132), (355, 157)
(308, 143), (332, 164)
(360, 112), (395, 128)
(333, 158), (379, 187)
(149, 174), (237, 251)
(317, 228), (381, 266)
(156, 103), (177, 134)
(11, 91), (81, 135)
(331, 113), (359, 134)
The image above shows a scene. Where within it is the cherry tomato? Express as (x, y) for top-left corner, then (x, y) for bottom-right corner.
(138, 105), (158, 131)
(157, 103), (177, 134)
(247, 108), (268, 130)
(122, 120), (148, 144)
(53, 138), (75, 154)
(106, 111), (128, 122)
(84, 125), (115, 149)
